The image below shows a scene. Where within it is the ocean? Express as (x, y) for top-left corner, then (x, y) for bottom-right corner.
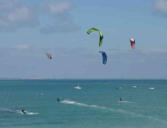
(0, 80), (167, 128)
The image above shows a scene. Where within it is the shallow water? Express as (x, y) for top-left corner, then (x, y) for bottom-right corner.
(0, 80), (167, 128)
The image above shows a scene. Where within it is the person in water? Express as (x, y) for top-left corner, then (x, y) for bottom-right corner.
(21, 109), (26, 114)
(57, 98), (61, 102)
(120, 98), (123, 101)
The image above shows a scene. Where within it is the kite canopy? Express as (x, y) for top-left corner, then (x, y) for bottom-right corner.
(46, 52), (52, 60)
(99, 51), (107, 65)
(129, 38), (136, 49)
(87, 27), (103, 47)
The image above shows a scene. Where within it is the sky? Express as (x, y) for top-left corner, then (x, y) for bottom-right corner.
(0, 0), (167, 79)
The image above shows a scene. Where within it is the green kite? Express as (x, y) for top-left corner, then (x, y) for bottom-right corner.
(87, 27), (103, 47)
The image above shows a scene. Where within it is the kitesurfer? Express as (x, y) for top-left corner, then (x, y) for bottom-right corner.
(57, 97), (61, 102)
(21, 109), (26, 114)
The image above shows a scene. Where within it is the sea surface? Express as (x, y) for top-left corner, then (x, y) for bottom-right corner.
(0, 80), (167, 128)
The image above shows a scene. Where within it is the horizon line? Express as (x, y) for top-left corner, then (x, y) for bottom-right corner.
(0, 78), (167, 81)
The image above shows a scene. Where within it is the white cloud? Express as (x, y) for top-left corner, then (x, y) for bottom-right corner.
(40, 18), (79, 34)
(0, 0), (38, 31)
(0, 0), (79, 33)
(154, 0), (167, 14)
(16, 44), (30, 50)
(39, 1), (79, 33)
(140, 48), (167, 55)
(41, 2), (73, 16)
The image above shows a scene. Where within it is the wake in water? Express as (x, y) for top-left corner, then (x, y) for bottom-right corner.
(118, 100), (135, 104)
(0, 108), (15, 113)
(61, 100), (107, 110)
(60, 99), (167, 124)
(16, 110), (39, 115)
(0, 108), (39, 115)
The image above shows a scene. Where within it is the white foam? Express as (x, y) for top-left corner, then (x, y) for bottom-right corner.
(16, 110), (39, 115)
(0, 108), (39, 115)
(118, 101), (135, 104)
(149, 87), (155, 90)
(0, 108), (15, 113)
(61, 100), (107, 110)
(61, 99), (167, 124)
(132, 86), (137, 88)
(25, 111), (39, 115)
(74, 86), (82, 90)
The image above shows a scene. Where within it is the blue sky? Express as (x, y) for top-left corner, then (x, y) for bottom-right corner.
(0, 0), (167, 79)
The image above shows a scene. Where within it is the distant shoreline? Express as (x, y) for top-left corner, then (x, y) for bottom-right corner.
(0, 78), (166, 81)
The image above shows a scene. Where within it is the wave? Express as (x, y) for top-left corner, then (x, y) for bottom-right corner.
(60, 99), (167, 124)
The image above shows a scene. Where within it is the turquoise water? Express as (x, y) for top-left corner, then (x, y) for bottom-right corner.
(0, 80), (167, 128)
